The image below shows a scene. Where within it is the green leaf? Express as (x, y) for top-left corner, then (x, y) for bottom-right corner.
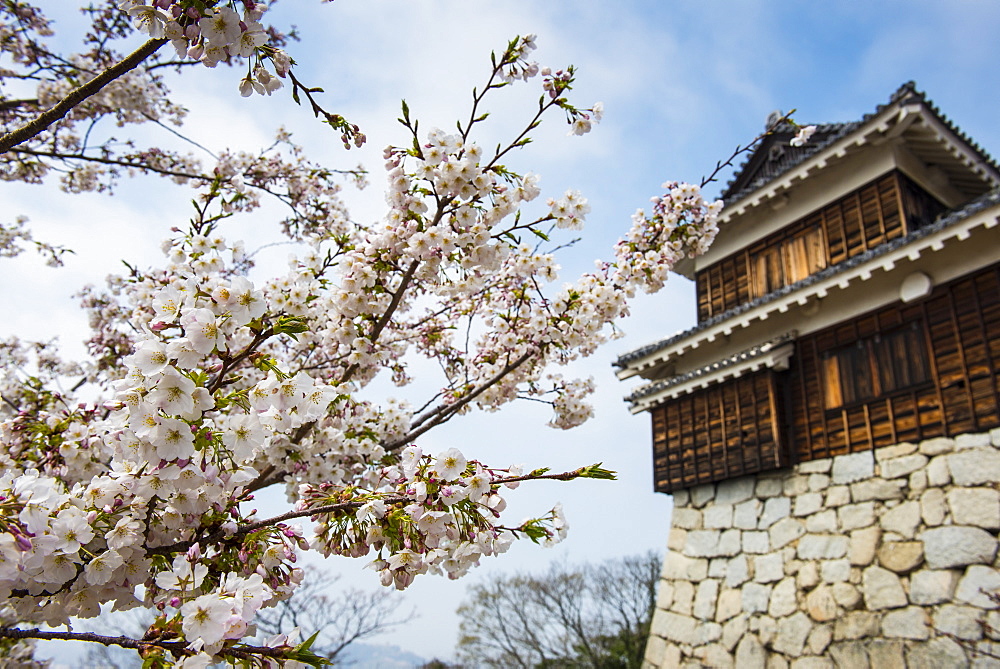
(530, 228), (550, 242)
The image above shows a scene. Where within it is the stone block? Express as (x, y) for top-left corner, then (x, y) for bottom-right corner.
(668, 527), (687, 552)
(831, 450), (874, 484)
(950, 448), (1000, 486)
(716, 476), (756, 505)
(905, 637), (967, 667)
(806, 624), (832, 655)
(684, 530), (721, 558)
(850, 478), (904, 502)
(708, 558), (728, 578)
(704, 503), (734, 529)
(878, 453), (927, 479)
(919, 436), (955, 456)
(806, 509), (837, 533)
(671, 507), (703, 530)
(760, 497), (792, 529)
(877, 541), (924, 573)
(922, 526), (998, 569)
(880, 501), (921, 538)
(955, 564), (1000, 608)
(909, 568), (958, 605)
(721, 613), (747, 649)
(696, 643), (731, 668)
(754, 552), (784, 584)
(833, 611), (879, 640)
(742, 582), (772, 613)
(867, 640), (906, 669)
(909, 469), (928, 494)
(735, 634), (766, 669)
(796, 561), (819, 589)
(821, 559), (851, 583)
(875, 442), (918, 461)
(672, 489), (690, 506)
(794, 492), (824, 517)
(831, 583), (861, 609)
(768, 577), (798, 618)
(693, 578), (720, 620)
(993, 427), (1000, 446)
(805, 584), (839, 622)
(948, 488), (1000, 529)
(881, 606), (929, 639)
(957, 432), (993, 449)
(671, 580), (694, 615)
(692, 621), (723, 646)
(838, 502), (875, 530)
(766, 655), (789, 669)
(926, 454), (951, 486)
(800, 458), (833, 474)
(770, 517), (806, 549)
(643, 635), (668, 668)
(690, 482), (716, 507)
(655, 580), (674, 611)
(862, 566), (908, 610)
(828, 641), (869, 667)
(920, 488), (946, 526)
(653, 610), (698, 645)
(808, 474), (831, 492)
(716, 588), (742, 623)
(743, 530), (770, 554)
(773, 611), (813, 657)
(726, 554), (750, 588)
(757, 476), (785, 498)
(934, 604), (984, 640)
(756, 615), (777, 642)
(849, 526), (881, 566)
(784, 474), (810, 496)
(734, 499), (762, 530)
(789, 657), (832, 669)
(664, 551), (708, 581)
(824, 485), (850, 507)
(718, 529), (741, 557)
(797, 534), (848, 560)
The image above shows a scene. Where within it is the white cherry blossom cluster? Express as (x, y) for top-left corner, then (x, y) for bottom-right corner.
(121, 1), (289, 97)
(0, 26), (728, 666)
(304, 448), (573, 589)
(612, 181), (722, 293)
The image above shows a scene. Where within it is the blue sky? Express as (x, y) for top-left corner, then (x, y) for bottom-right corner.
(10, 1), (1000, 665)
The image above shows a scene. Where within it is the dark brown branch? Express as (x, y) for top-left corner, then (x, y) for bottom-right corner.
(0, 37), (168, 154)
(9, 147), (206, 181)
(0, 627), (287, 660)
(389, 348), (537, 450)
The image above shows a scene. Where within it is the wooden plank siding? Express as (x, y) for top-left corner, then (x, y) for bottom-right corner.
(788, 262), (1000, 462)
(650, 263), (1000, 493)
(695, 172), (945, 322)
(650, 370), (788, 493)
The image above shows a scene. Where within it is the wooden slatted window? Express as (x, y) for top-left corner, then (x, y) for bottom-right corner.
(823, 321), (930, 409)
(695, 172), (942, 322)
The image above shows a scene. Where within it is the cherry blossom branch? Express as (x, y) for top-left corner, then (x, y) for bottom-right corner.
(0, 626), (289, 661)
(390, 348), (537, 450)
(0, 37), (168, 153)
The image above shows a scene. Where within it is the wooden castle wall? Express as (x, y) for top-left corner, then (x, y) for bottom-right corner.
(650, 262), (1000, 493)
(650, 370), (788, 493)
(789, 262), (1000, 462)
(695, 172), (945, 322)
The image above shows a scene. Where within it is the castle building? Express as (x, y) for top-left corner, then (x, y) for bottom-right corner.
(617, 84), (1000, 666)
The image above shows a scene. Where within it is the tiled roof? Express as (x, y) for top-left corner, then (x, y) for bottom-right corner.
(624, 331), (797, 404)
(615, 187), (1000, 370)
(719, 82), (1000, 205)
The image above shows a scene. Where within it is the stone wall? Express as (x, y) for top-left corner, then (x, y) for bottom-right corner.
(644, 428), (1000, 668)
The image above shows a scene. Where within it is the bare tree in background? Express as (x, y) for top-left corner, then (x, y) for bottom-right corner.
(79, 566), (412, 668)
(254, 566), (414, 666)
(456, 552), (661, 668)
